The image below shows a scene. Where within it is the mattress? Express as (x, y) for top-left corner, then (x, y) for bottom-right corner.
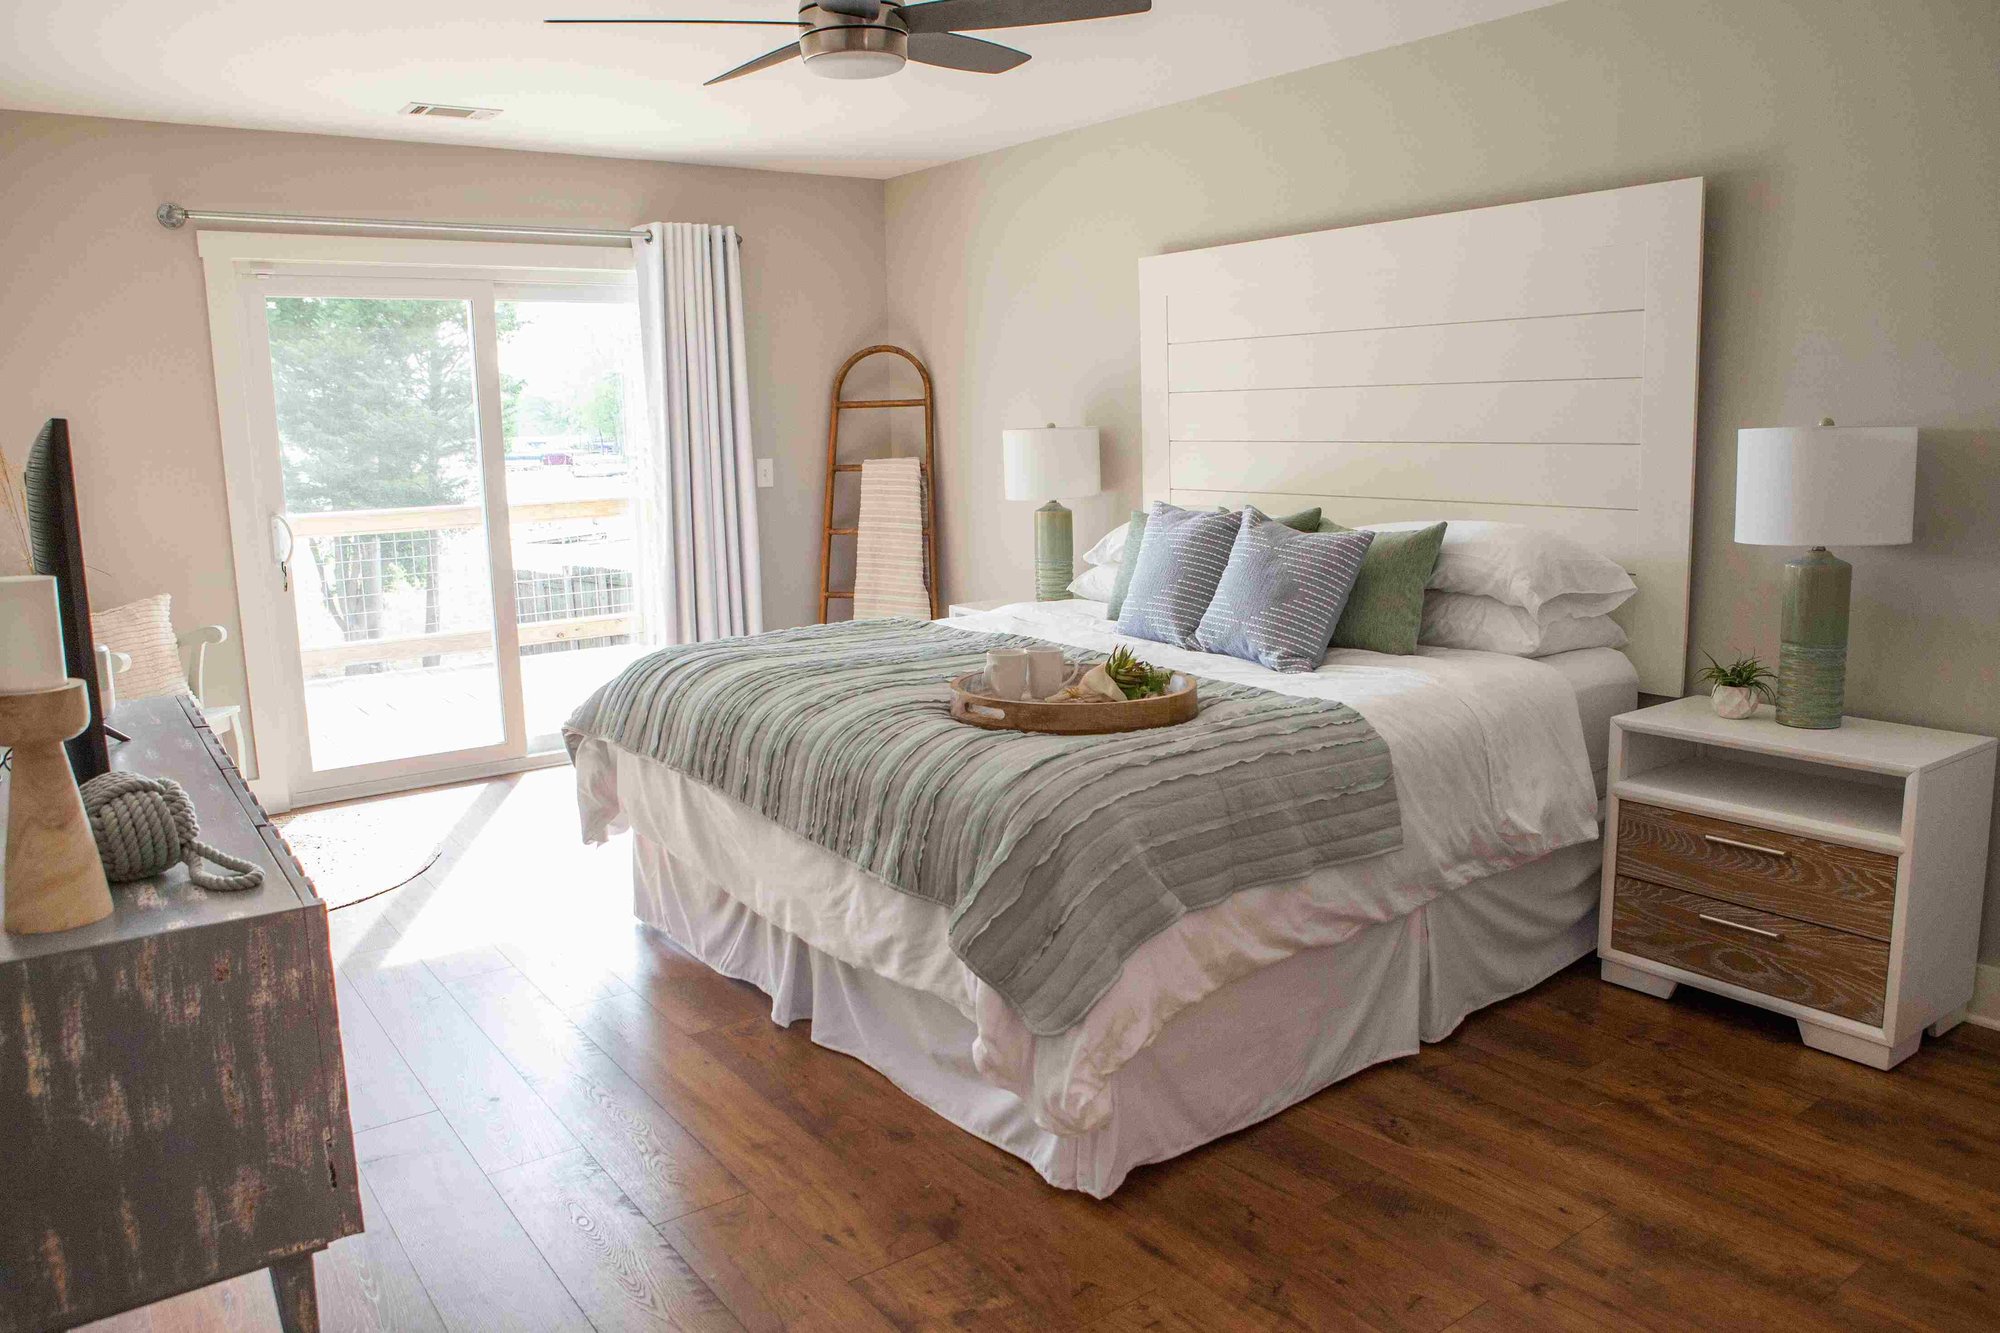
(1535, 644), (1639, 781)
(573, 599), (1620, 1136)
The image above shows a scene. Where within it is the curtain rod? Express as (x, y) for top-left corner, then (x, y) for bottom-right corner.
(155, 203), (661, 245)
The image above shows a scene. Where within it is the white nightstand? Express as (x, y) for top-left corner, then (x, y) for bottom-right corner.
(946, 598), (1014, 618)
(1600, 696), (1996, 1070)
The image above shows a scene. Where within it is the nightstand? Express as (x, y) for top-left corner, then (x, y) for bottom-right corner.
(946, 598), (1014, 618)
(1599, 696), (1996, 1070)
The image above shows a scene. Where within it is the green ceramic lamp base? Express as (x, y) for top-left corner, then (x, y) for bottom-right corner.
(1777, 547), (1849, 730)
(1033, 501), (1074, 601)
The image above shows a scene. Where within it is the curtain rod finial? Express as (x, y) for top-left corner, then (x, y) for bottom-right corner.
(157, 203), (189, 230)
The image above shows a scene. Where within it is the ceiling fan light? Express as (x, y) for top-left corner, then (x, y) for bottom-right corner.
(798, 8), (909, 79)
(805, 47), (907, 78)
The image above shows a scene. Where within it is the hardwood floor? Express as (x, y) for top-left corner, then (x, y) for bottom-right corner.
(82, 767), (2000, 1332)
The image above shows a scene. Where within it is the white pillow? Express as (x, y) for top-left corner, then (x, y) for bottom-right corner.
(92, 594), (190, 700)
(1081, 522), (1131, 568)
(1419, 591), (1628, 657)
(1368, 520), (1635, 618)
(1067, 562), (1120, 601)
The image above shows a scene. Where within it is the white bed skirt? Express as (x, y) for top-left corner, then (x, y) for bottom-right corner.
(631, 834), (1600, 1198)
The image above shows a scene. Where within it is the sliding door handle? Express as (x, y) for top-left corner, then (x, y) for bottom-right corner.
(271, 513), (296, 593)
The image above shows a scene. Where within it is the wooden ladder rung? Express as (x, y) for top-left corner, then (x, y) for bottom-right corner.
(837, 398), (927, 409)
(825, 590), (853, 599)
(832, 462), (928, 474)
(828, 527), (857, 536)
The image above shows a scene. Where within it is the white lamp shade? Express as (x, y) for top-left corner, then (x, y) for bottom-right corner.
(1003, 427), (1100, 501)
(1734, 425), (1917, 547)
(0, 574), (69, 692)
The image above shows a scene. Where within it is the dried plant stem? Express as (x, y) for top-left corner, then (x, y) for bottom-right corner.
(0, 452), (34, 573)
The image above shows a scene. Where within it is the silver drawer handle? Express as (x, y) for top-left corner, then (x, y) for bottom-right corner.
(1704, 833), (1790, 859)
(1698, 912), (1783, 941)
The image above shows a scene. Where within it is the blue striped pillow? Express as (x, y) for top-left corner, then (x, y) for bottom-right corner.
(1194, 508), (1376, 672)
(1114, 502), (1242, 648)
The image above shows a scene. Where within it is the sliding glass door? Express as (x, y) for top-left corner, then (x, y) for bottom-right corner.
(241, 269), (647, 803)
(495, 289), (650, 749)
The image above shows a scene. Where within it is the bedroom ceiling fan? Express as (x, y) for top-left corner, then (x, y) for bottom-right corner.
(546, 0), (1152, 86)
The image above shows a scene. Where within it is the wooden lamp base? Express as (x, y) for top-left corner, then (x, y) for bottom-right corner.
(1, 680), (113, 935)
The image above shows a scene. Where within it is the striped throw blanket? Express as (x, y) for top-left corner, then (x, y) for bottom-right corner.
(566, 619), (1401, 1035)
(851, 456), (931, 619)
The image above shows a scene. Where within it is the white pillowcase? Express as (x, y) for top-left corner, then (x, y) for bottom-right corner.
(1371, 520), (1635, 618)
(1419, 591), (1628, 657)
(1081, 522), (1132, 569)
(1066, 562), (1120, 601)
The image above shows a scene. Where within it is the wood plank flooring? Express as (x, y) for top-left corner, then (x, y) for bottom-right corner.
(81, 767), (2000, 1332)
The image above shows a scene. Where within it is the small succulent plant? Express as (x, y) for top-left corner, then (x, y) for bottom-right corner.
(1696, 652), (1777, 701)
(1104, 644), (1174, 700)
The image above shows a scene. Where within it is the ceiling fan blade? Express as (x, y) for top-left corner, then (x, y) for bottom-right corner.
(901, 0), (1148, 35)
(704, 41), (803, 85)
(546, 17), (803, 25)
(906, 30), (1030, 73)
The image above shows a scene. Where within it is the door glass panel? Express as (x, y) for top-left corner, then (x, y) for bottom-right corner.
(266, 295), (505, 771)
(495, 297), (649, 749)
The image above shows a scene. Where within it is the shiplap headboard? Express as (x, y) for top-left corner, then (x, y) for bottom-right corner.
(1138, 178), (1704, 696)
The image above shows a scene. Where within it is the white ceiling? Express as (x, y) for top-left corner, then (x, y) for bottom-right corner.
(0, 1), (1559, 179)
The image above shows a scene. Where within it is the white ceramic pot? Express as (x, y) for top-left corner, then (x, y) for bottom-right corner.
(1711, 684), (1758, 719)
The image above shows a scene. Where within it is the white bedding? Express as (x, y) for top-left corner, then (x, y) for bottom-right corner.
(574, 599), (1602, 1135)
(1537, 642), (1640, 779)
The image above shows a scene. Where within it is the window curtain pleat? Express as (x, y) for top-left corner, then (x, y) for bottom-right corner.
(632, 222), (762, 645)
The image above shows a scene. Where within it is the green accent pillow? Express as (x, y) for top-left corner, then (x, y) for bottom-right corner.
(1321, 520), (1448, 655)
(1106, 505), (1320, 619)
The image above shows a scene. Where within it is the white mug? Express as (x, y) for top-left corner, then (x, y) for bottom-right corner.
(985, 649), (1030, 700)
(1025, 648), (1067, 700)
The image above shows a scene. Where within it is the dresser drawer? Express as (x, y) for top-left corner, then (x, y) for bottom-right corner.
(1615, 801), (1898, 941)
(1610, 876), (1888, 1024)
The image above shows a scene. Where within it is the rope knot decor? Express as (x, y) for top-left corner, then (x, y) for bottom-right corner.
(78, 772), (264, 892)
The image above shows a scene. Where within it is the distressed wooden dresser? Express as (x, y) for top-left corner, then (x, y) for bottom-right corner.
(0, 695), (361, 1332)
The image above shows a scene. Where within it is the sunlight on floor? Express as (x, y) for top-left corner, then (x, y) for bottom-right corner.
(314, 766), (635, 975)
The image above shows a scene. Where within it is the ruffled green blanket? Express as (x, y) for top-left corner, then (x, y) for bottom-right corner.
(566, 618), (1401, 1035)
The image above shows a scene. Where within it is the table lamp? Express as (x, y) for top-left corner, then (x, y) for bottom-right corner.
(1003, 425), (1101, 601)
(1734, 420), (1917, 729)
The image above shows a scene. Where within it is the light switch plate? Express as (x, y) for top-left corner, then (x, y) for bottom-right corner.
(756, 458), (775, 488)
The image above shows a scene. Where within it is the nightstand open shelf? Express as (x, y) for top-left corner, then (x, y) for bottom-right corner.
(1614, 755), (1905, 853)
(1600, 696), (1996, 1070)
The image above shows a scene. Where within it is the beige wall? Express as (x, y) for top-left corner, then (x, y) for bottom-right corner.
(0, 109), (887, 748)
(884, 0), (2000, 960)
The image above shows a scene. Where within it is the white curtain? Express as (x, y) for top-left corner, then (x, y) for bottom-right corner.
(631, 222), (762, 644)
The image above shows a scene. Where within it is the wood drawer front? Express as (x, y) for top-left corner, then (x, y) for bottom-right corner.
(1615, 801), (1898, 940)
(1610, 876), (1888, 1025)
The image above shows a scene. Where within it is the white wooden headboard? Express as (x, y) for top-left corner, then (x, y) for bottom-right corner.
(1138, 178), (1704, 696)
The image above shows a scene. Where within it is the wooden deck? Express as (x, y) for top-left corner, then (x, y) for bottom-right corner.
(84, 765), (2000, 1332)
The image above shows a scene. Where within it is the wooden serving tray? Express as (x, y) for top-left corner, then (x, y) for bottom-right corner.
(947, 670), (1199, 735)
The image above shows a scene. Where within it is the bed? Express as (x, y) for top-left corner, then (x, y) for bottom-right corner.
(569, 178), (1704, 1196)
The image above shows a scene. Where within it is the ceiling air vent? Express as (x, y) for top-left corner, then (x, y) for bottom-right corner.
(399, 102), (502, 120)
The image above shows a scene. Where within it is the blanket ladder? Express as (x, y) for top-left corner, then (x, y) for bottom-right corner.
(819, 345), (941, 622)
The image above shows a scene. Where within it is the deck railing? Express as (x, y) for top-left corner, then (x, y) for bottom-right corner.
(287, 496), (631, 538)
(291, 498), (636, 673)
